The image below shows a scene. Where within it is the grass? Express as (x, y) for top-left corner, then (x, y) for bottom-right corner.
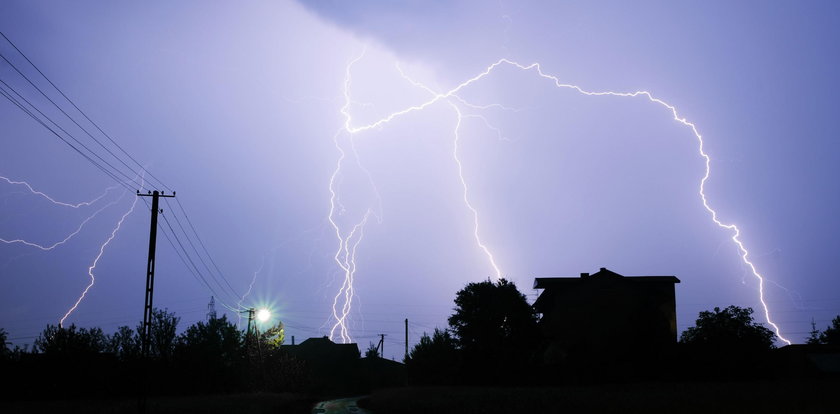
(366, 379), (839, 414)
(0, 392), (318, 414)
(4, 380), (837, 413)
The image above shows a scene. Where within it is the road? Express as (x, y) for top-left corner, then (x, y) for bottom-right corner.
(311, 396), (370, 414)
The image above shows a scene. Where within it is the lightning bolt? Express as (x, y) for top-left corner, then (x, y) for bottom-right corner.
(328, 209), (372, 343)
(59, 185), (139, 326)
(0, 176), (120, 250)
(1, 175), (116, 208)
(237, 256), (264, 328)
(0, 174), (139, 326)
(391, 65), (506, 279)
(329, 54), (791, 345)
(327, 47), (385, 343)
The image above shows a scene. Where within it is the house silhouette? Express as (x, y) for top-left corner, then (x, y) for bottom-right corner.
(282, 336), (405, 391)
(533, 267), (679, 377)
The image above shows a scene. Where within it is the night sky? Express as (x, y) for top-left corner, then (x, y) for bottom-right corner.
(2, 1), (839, 354)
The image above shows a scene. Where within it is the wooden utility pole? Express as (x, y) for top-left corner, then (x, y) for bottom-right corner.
(377, 333), (385, 358)
(137, 190), (175, 358)
(405, 318), (409, 361)
(245, 308), (256, 347)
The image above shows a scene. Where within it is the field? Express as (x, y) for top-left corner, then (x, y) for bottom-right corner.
(366, 380), (838, 414)
(3, 380), (837, 413)
(0, 392), (318, 414)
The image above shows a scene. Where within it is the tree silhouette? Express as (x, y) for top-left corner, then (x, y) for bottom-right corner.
(365, 342), (380, 358)
(679, 305), (775, 379)
(679, 306), (775, 350)
(806, 319), (822, 345)
(818, 315), (840, 345)
(33, 324), (108, 355)
(406, 328), (459, 384)
(107, 325), (139, 359)
(136, 308), (179, 360)
(0, 328), (10, 360)
(448, 278), (539, 383)
(174, 314), (243, 392)
(176, 314), (242, 363)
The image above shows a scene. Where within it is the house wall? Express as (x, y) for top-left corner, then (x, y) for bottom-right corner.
(537, 278), (677, 360)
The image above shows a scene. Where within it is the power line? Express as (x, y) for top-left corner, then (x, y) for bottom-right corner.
(0, 52), (143, 189)
(0, 33), (245, 317)
(163, 198), (241, 301)
(140, 199), (227, 302)
(0, 31), (172, 193)
(173, 198), (239, 291)
(0, 80), (133, 191)
(156, 205), (241, 310)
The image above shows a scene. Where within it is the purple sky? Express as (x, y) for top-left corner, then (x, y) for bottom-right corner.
(1, 1), (839, 353)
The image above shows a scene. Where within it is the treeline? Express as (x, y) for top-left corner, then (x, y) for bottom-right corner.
(0, 310), (306, 400)
(403, 279), (840, 385)
(2, 281), (839, 398)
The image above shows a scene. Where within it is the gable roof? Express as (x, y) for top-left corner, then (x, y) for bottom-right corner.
(283, 336), (360, 362)
(533, 267), (680, 290)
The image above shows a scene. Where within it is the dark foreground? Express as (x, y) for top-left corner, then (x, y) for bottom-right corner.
(366, 380), (838, 414)
(2, 380), (837, 413)
(0, 392), (317, 414)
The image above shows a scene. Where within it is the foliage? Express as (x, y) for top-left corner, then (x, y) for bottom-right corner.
(447, 278), (539, 383)
(258, 321), (285, 349)
(365, 342), (380, 358)
(819, 315), (840, 345)
(176, 314), (242, 363)
(136, 308), (180, 360)
(406, 328), (460, 384)
(0, 328), (10, 360)
(448, 278), (539, 354)
(409, 328), (458, 361)
(107, 325), (140, 359)
(174, 315), (244, 393)
(679, 306), (775, 351)
(806, 319), (822, 345)
(33, 324), (108, 355)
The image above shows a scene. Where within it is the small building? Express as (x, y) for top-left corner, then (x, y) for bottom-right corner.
(775, 344), (840, 378)
(283, 336), (361, 367)
(533, 267), (679, 376)
(282, 336), (360, 391)
(282, 336), (404, 391)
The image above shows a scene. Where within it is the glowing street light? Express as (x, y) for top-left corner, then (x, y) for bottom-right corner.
(256, 308), (271, 323)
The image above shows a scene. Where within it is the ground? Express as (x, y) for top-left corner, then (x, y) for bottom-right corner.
(2, 380), (837, 413)
(366, 380), (838, 414)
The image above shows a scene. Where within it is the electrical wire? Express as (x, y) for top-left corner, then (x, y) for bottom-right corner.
(0, 80), (134, 191)
(0, 52), (144, 189)
(163, 198), (241, 301)
(0, 31), (172, 193)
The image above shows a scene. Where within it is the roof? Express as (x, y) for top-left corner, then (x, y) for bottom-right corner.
(283, 336), (360, 362)
(533, 267), (680, 289)
(532, 268), (680, 311)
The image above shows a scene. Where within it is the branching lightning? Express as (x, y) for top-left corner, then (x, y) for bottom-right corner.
(59, 186), (139, 326)
(0, 175), (120, 250)
(326, 53), (791, 345)
(1, 175), (115, 208)
(0, 174), (139, 327)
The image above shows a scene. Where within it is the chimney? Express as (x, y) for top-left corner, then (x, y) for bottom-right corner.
(580, 272), (589, 278)
(600, 267), (607, 272)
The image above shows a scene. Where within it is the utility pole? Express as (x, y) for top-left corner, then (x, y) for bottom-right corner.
(137, 190), (175, 358)
(245, 308), (256, 347)
(377, 333), (385, 358)
(405, 318), (409, 361)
